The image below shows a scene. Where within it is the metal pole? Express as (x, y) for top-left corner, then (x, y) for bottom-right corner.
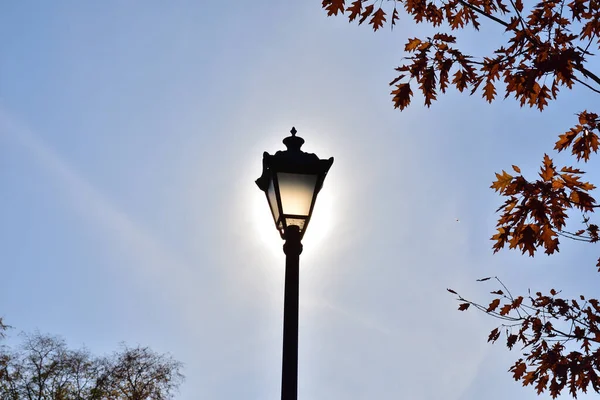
(281, 225), (302, 400)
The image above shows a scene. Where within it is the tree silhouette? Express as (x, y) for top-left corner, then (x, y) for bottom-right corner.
(0, 329), (183, 400)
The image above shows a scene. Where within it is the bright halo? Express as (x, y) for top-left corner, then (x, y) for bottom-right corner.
(300, 188), (334, 259)
(251, 188), (284, 258)
(250, 184), (335, 261)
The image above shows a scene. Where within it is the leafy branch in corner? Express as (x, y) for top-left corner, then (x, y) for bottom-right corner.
(449, 277), (600, 398)
(322, 0), (600, 397)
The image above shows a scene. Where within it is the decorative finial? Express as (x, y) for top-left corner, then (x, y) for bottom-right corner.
(283, 126), (304, 151)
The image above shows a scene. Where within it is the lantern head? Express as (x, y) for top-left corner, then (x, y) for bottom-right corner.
(256, 127), (334, 239)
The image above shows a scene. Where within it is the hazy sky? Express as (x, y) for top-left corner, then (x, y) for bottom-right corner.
(1, 2), (599, 399)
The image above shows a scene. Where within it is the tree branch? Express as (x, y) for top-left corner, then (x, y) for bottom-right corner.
(576, 66), (600, 89)
(557, 231), (594, 242)
(573, 76), (600, 94)
(457, 0), (510, 27)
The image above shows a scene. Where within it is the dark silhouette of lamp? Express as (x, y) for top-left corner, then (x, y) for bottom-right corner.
(256, 127), (334, 400)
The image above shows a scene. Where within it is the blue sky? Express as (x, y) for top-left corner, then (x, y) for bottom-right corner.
(1, 2), (599, 399)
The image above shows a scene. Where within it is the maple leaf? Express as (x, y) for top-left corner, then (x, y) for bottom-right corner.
(346, 0), (362, 22)
(540, 226), (559, 254)
(514, 0), (524, 12)
(452, 69), (469, 92)
(458, 303), (470, 311)
(552, 178), (565, 189)
(450, 8), (465, 29)
(539, 154), (555, 181)
(420, 67), (437, 106)
(536, 375), (549, 394)
(491, 170), (513, 192)
(523, 371), (537, 386)
(370, 8), (386, 31)
(512, 360), (527, 380)
(483, 80), (497, 102)
(572, 134), (599, 161)
(433, 33), (456, 43)
(519, 224), (539, 256)
(555, 128), (579, 152)
(487, 298), (501, 312)
(578, 111), (598, 125)
(512, 296), (524, 309)
(537, 85), (550, 110)
(507, 334), (518, 349)
(391, 83), (413, 110)
(391, 7), (399, 28)
(492, 227), (509, 252)
(581, 338), (591, 353)
(388, 74), (405, 87)
(560, 166), (583, 174)
(322, 0), (345, 16)
(405, 38), (422, 52)
(500, 303), (512, 316)
(488, 327), (500, 342)
(439, 59), (452, 93)
(358, 3), (374, 25)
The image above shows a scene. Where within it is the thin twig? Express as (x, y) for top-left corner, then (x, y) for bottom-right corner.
(457, 0), (510, 27)
(573, 76), (600, 94)
(557, 231), (593, 242)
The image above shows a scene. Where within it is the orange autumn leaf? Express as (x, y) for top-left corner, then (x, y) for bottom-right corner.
(405, 38), (423, 51)
(322, 0), (345, 16)
(370, 8), (386, 31)
(391, 82), (413, 110)
(483, 80), (496, 102)
(499, 303), (512, 316)
(358, 3), (373, 25)
(491, 170), (513, 192)
(487, 298), (501, 312)
(346, 0), (362, 21)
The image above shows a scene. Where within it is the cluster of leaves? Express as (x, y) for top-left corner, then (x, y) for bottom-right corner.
(491, 150), (598, 259)
(322, 0), (600, 398)
(0, 331), (183, 400)
(451, 278), (600, 398)
(322, 0), (600, 110)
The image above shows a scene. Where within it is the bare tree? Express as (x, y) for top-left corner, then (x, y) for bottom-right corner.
(0, 330), (184, 400)
(96, 345), (184, 400)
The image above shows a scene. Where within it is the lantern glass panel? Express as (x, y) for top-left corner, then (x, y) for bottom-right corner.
(277, 173), (318, 217)
(267, 177), (280, 225)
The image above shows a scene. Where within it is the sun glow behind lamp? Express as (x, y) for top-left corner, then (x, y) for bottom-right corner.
(256, 127), (334, 240)
(255, 127), (333, 400)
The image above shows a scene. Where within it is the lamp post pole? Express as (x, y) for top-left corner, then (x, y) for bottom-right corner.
(281, 225), (302, 400)
(255, 127), (333, 400)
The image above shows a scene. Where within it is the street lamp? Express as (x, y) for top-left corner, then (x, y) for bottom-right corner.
(256, 127), (334, 400)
